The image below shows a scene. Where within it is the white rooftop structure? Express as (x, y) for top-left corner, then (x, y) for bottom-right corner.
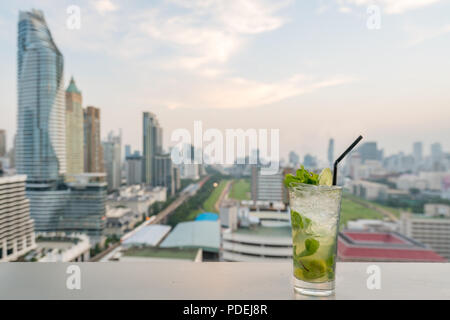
(106, 207), (132, 219)
(122, 224), (171, 247)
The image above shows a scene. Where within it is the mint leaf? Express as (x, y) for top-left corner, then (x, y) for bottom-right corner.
(284, 165), (320, 187)
(291, 211), (302, 229)
(291, 210), (312, 231)
(298, 238), (320, 257)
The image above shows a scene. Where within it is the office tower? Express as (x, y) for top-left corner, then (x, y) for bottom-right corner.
(126, 154), (142, 185)
(0, 130), (6, 157)
(153, 154), (175, 196)
(357, 142), (382, 163)
(288, 151), (299, 167)
(64, 174), (107, 245)
(65, 77), (84, 179)
(251, 167), (283, 202)
(142, 112), (162, 185)
(400, 212), (450, 260)
(413, 142), (423, 166)
(431, 143), (443, 163)
(16, 10), (66, 182)
(0, 175), (36, 262)
(84, 106), (104, 173)
(303, 154), (317, 170)
(328, 138), (334, 168)
(173, 166), (181, 191)
(125, 144), (132, 158)
(103, 131), (122, 192)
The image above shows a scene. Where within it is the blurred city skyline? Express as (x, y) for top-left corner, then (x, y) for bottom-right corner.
(1, 0), (450, 161)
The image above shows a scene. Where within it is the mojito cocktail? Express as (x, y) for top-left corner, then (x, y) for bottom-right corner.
(286, 168), (342, 296)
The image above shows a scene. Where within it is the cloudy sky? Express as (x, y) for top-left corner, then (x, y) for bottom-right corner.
(1, 0), (449, 163)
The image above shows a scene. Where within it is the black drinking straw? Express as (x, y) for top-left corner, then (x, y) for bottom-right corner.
(333, 135), (363, 186)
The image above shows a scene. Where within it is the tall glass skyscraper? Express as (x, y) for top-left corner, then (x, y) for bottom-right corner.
(142, 112), (162, 185)
(16, 9), (65, 183)
(15, 10), (106, 243)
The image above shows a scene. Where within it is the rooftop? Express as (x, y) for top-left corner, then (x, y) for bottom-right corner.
(195, 212), (218, 221)
(122, 224), (171, 247)
(106, 207), (132, 218)
(122, 247), (199, 261)
(234, 225), (291, 238)
(338, 230), (446, 262)
(66, 77), (81, 94)
(160, 220), (220, 253)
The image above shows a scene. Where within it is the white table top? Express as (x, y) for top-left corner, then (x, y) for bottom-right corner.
(1, 262), (449, 299)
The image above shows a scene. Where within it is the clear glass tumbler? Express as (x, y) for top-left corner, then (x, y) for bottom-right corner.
(288, 182), (342, 297)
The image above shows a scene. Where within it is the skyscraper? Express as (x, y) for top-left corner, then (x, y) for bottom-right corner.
(413, 142), (423, 166)
(357, 142), (382, 163)
(102, 131), (122, 192)
(65, 77), (84, 179)
(0, 175), (36, 262)
(154, 153), (175, 196)
(16, 9), (66, 182)
(15, 10), (105, 241)
(431, 143), (443, 162)
(288, 151), (299, 167)
(84, 106), (104, 173)
(142, 112), (162, 185)
(125, 144), (132, 158)
(126, 154), (142, 185)
(328, 138), (335, 168)
(0, 130), (6, 157)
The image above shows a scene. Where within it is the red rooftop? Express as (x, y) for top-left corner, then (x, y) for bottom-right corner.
(338, 230), (446, 262)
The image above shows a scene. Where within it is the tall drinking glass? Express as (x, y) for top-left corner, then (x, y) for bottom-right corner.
(288, 182), (342, 297)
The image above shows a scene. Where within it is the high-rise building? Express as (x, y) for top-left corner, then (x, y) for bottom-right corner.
(413, 142), (423, 166)
(0, 130), (6, 157)
(16, 10), (66, 182)
(154, 154), (175, 196)
(142, 112), (162, 185)
(400, 212), (450, 261)
(65, 77), (84, 179)
(173, 166), (181, 191)
(288, 151), (299, 167)
(84, 106), (104, 173)
(102, 131), (122, 192)
(251, 167), (283, 203)
(0, 175), (36, 262)
(328, 138), (335, 168)
(303, 154), (317, 170)
(125, 144), (132, 158)
(357, 142), (383, 163)
(431, 143), (443, 163)
(63, 173), (107, 245)
(126, 155), (142, 185)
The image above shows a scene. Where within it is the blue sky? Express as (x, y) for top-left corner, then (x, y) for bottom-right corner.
(1, 0), (449, 163)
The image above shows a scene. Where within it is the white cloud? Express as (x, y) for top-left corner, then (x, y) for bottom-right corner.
(156, 74), (355, 110)
(138, 0), (291, 72)
(337, 0), (442, 14)
(404, 23), (450, 46)
(92, 0), (118, 15)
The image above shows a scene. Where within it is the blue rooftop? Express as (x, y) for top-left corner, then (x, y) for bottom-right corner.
(195, 212), (219, 221)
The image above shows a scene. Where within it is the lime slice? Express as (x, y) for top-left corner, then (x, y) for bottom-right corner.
(318, 168), (333, 186)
